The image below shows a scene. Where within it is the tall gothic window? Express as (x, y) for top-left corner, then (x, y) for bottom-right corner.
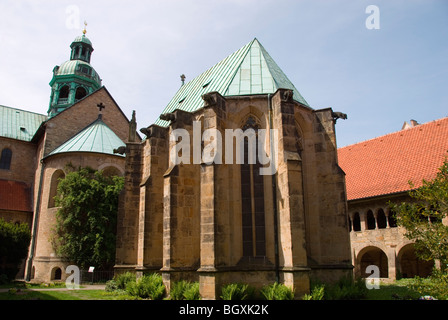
(241, 116), (266, 257)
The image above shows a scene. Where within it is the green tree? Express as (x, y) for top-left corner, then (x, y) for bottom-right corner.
(51, 165), (124, 270)
(390, 158), (448, 272)
(0, 218), (31, 281)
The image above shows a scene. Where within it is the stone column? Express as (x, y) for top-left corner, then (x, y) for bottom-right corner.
(136, 126), (168, 276)
(271, 89), (310, 298)
(360, 211), (367, 231)
(161, 110), (200, 293)
(114, 142), (142, 272)
(197, 92), (226, 300)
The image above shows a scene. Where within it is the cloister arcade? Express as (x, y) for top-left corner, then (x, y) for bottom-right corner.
(348, 201), (434, 280)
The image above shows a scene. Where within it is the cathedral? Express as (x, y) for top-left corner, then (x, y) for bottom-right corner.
(115, 38), (352, 298)
(0, 32), (353, 298)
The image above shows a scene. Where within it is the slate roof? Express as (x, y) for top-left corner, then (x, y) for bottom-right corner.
(154, 38), (309, 127)
(47, 116), (125, 157)
(0, 105), (47, 142)
(338, 117), (448, 201)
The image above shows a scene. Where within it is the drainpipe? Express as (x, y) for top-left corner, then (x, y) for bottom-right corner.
(268, 94), (280, 283)
(25, 159), (45, 281)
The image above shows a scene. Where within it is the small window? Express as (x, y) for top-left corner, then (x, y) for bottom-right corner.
(80, 66), (91, 75)
(0, 148), (12, 170)
(52, 267), (62, 281)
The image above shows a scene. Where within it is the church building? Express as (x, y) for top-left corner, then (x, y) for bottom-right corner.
(0, 28), (138, 282)
(115, 38), (352, 299)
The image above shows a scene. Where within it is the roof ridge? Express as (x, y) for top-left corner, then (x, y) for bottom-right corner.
(339, 116), (448, 150)
(0, 104), (47, 117)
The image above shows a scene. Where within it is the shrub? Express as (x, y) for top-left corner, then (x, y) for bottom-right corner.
(126, 273), (165, 300)
(113, 272), (136, 290)
(260, 282), (294, 300)
(319, 276), (367, 300)
(183, 282), (201, 300)
(170, 280), (201, 300)
(221, 283), (256, 300)
(302, 284), (325, 300)
(410, 269), (448, 300)
(0, 218), (31, 281)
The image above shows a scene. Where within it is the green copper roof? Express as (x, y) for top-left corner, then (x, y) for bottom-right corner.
(72, 34), (92, 46)
(48, 116), (125, 157)
(0, 105), (47, 142)
(154, 38), (309, 127)
(53, 59), (102, 86)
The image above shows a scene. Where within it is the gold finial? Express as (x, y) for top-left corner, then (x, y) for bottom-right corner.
(82, 21), (87, 35)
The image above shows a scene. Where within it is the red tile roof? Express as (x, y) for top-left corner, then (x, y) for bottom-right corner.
(338, 117), (448, 201)
(0, 179), (32, 212)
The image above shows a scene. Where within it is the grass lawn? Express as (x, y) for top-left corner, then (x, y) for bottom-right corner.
(364, 279), (423, 300)
(0, 278), (430, 300)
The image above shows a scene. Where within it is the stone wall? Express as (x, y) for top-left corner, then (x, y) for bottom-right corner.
(115, 90), (352, 299)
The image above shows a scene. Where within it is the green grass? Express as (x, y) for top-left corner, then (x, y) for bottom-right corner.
(363, 279), (423, 300)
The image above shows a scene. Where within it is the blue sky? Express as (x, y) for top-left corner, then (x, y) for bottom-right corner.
(0, 0), (447, 147)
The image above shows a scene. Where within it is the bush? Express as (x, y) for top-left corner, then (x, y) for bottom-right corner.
(183, 282), (201, 300)
(306, 276), (367, 300)
(410, 269), (448, 300)
(260, 282), (294, 300)
(126, 273), (165, 300)
(302, 284), (325, 300)
(0, 218), (31, 281)
(221, 283), (256, 300)
(170, 280), (201, 300)
(113, 272), (136, 290)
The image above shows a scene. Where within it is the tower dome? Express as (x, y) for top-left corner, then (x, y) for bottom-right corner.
(48, 31), (102, 117)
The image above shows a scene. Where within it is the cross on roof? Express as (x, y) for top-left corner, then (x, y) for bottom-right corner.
(97, 103), (105, 112)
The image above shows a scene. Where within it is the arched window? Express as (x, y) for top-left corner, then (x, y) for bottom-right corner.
(353, 212), (361, 232)
(58, 85), (70, 104)
(48, 170), (65, 208)
(52, 267), (62, 281)
(240, 116), (266, 258)
(388, 209), (398, 228)
(75, 87), (87, 100)
(0, 148), (12, 170)
(377, 209), (387, 229)
(366, 210), (376, 230)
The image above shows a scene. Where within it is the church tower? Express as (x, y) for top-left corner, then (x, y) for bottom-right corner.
(47, 24), (102, 117)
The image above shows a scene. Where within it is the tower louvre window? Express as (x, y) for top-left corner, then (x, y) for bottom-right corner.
(58, 85), (70, 104)
(75, 87), (87, 100)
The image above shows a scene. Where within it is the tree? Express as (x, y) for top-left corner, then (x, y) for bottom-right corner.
(51, 165), (124, 270)
(0, 218), (31, 281)
(391, 158), (448, 272)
